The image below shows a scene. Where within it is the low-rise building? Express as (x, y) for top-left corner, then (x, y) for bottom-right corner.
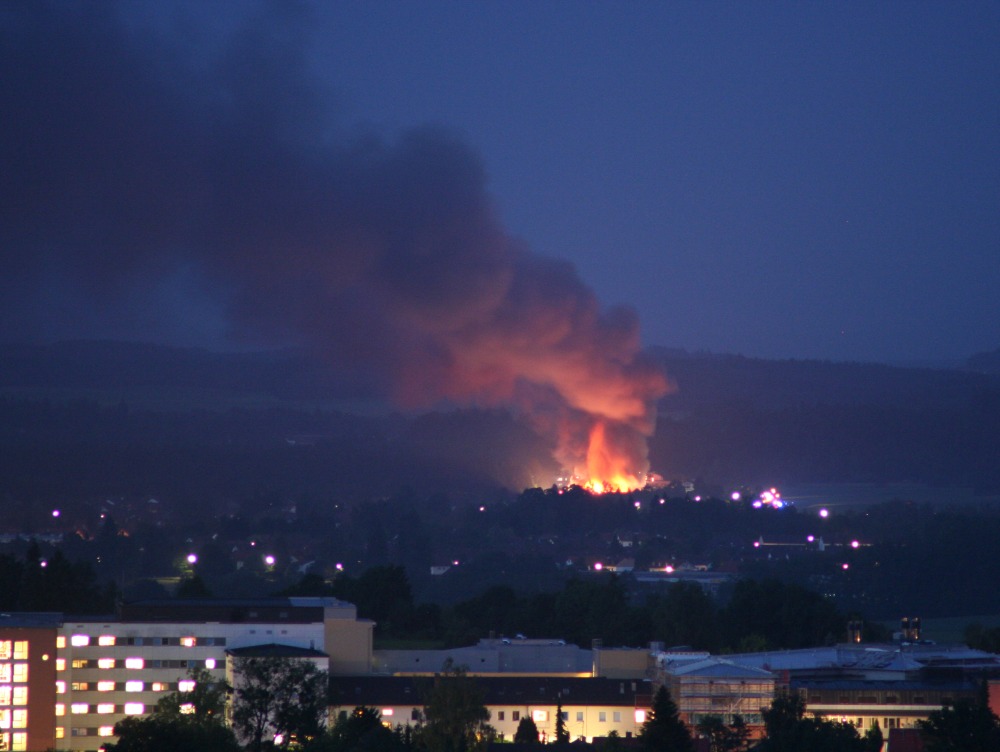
(329, 675), (653, 743)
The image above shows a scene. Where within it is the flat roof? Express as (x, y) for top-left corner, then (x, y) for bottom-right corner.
(0, 612), (63, 629)
(330, 676), (654, 708)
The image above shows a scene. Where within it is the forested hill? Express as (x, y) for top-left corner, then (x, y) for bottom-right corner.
(649, 346), (1000, 413)
(649, 348), (1000, 491)
(2, 340), (999, 497)
(4, 339), (998, 412)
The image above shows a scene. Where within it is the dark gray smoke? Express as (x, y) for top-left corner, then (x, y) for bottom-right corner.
(0, 2), (669, 480)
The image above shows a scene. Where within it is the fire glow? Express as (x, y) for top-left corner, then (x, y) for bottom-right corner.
(580, 421), (646, 494)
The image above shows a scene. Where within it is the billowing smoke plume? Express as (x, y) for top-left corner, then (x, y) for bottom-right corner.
(0, 3), (670, 487)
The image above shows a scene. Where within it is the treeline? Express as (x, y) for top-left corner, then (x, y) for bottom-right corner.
(651, 395), (1000, 491)
(282, 565), (885, 652)
(0, 542), (117, 613)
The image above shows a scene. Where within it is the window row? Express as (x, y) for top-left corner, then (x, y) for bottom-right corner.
(64, 657), (213, 670)
(56, 702), (145, 716)
(0, 686), (28, 706)
(58, 679), (196, 693)
(490, 709), (642, 724)
(0, 708), (28, 729)
(0, 664), (28, 683)
(0, 642), (28, 660)
(64, 726), (117, 737)
(61, 634), (227, 648)
(0, 731), (27, 751)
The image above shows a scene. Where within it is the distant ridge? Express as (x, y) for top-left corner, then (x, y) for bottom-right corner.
(0, 340), (381, 409)
(967, 347), (1000, 373)
(649, 346), (1000, 412)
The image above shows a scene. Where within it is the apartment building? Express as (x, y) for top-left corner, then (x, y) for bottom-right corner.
(0, 613), (60, 752)
(1, 597), (372, 752)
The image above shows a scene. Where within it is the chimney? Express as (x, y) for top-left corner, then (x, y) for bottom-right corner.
(847, 620), (863, 644)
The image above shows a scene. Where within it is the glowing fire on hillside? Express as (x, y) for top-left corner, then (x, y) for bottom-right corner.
(574, 420), (649, 494)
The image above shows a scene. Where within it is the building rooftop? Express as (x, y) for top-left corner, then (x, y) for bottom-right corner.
(0, 611), (63, 629)
(118, 598), (328, 623)
(330, 675), (654, 708)
(227, 643), (329, 659)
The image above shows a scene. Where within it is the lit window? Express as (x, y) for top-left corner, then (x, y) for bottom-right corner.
(124, 658), (144, 669)
(71, 659), (86, 669)
(70, 635), (90, 647)
(98, 636), (116, 647)
(97, 703), (115, 714)
(56, 636), (66, 649)
(0, 709), (8, 728)
(56, 659), (66, 671)
(533, 710), (547, 723)
(56, 726), (64, 738)
(125, 681), (143, 692)
(12, 665), (27, 683)
(97, 682), (115, 692)
(151, 683), (166, 692)
(98, 658), (115, 669)
(71, 683), (88, 691)
(178, 681), (195, 692)
(382, 708), (394, 717)
(12, 643), (27, 660)
(99, 726), (114, 736)
(181, 637), (196, 647)
(12, 732), (26, 751)
(180, 703), (195, 714)
(2, 686), (15, 703)
(55, 704), (65, 716)
(71, 703), (88, 714)
(12, 687), (26, 706)
(0, 666), (9, 682)
(12, 710), (26, 729)
(204, 658), (216, 669)
(124, 703), (144, 715)
(0, 642), (9, 659)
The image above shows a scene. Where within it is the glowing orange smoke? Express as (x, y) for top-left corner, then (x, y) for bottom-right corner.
(579, 420), (646, 493)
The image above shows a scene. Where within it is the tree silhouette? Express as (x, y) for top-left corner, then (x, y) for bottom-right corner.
(759, 690), (869, 752)
(640, 684), (693, 752)
(555, 701), (570, 744)
(514, 716), (540, 745)
(231, 656), (328, 752)
(420, 662), (494, 752)
(918, 681), (1000, 752)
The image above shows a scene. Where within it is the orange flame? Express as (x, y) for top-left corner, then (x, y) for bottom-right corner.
(579, 420), (646, 494)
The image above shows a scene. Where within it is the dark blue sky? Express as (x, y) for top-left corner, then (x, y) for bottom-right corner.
(312, 1), (1000, 363)
(2, 1), (998, 365)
